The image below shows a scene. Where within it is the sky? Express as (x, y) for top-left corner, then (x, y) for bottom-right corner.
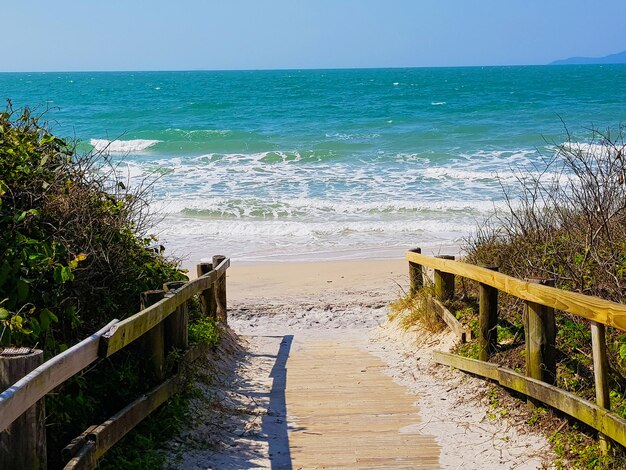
(3, 0), (626, 72)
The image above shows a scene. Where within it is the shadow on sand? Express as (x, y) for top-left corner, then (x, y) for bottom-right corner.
(262, 334), (294, 469)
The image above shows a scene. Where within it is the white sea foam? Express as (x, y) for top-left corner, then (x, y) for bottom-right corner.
(164, 128), (232, 136)
(152, 197), (505, 219)
(90, 139), (161, 153)
(559, 141), (622, 158)
(431, 101), (447, 106)
(157, 217), (474, 241)
(106, 145), (549, 260)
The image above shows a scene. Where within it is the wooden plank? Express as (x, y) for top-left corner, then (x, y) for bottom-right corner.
(0, 349), (46, 469)
(101, 258), (230, 357)
(62, 425), (97, 463)
(525, 279), (557, 389)
(0, 320), (118, 432)
(63, 439), (96, 470)
(591, 321), (611, 452)
(287, 338), (441, 468)
(213, 255), (227, 324)
(434, 255), (455, 301)
(429, 298), (471, 342)
(90, 378), (178, 458)
(408, 247), (423, 295)
(197, 263), (217, 320)
(432, 350), (500, 381)
(479, 266), (499, 361)
(433, 351), (626, 448)
(406, 251), (626, 330)
(164, 282), (188, 351)
(141, 290), (166, 381)
(65, 342), (207, 466)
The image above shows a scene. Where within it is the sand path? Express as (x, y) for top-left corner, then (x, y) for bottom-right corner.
(164, 259), (554, 469)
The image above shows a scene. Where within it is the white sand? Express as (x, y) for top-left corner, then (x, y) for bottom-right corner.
(164, 259), (554, 469)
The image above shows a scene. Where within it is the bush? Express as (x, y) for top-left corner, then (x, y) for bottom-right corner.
(0, 104), (185, 352)
(0, 104), (188, 468)
(464, 125), (626, 468)
(466, 125), (626, 300)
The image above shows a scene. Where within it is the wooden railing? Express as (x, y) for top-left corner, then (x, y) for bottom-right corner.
(407, 248), (626, 452)
(0, 255), (230, 469)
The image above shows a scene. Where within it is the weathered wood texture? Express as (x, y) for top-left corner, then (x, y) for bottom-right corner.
(428, 297), (471, 342)
(197, 262), (217, 320)
(213, 255), (228, 324)
(433, 351), (626, 448)
(163, 281), (189, 351)
(434, 255), (455, 301)
(287, 338), (441, 468)
(100, 258), (229, 357)
(1, 257), (229, 466)
(0, 349), (46, 470)
(591, 321), (611, 452)
(408, 247), (423, 295)
(0, 320), (118, 432)
(62, 425), (97, 463)
(63, 342), (208, 468)
(64, 440), (96, 470)
(479, 266), (499, 361)
(406, 251), (626, 330)
(90, 379), (178, 459)
(525, 278), (557, 390)
(141, 290), (166, 380)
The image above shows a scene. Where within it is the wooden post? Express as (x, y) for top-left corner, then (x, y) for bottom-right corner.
(163, 281), (188, 351)
(434, 255), (455, 301)
(212, 255), (228, 324)
(524, 278), (556, 409)
(478, 265), (499, 362)
(0, 348), (46, 470)
(197, 263), (217, 319)
(141, 290), (166, 381)
(408, 247), (423, 295)
(591, 321), (611, 453)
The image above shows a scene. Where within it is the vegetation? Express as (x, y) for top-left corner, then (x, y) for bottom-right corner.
(455, 126), (626, 468)
(388, 287), (445, 333)
(0, 104), (212, 468)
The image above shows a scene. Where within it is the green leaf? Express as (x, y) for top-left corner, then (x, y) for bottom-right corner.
(30, 317), (41, 336)
(39, 134), (55, 145)
(0, 260), (10, 288)
(0, 308), (9, 320)
(39, 308), (58, 331)
(16, 279), (29, 303)
(62, 266), (74, 283)
(53, 265), (74, 284)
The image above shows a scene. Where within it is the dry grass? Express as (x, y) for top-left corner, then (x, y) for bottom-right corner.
(389, 287), (445, 333)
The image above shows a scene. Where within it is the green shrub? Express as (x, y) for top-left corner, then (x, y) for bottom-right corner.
(0, 104), (188, 468)
(464, 126), (626, 468)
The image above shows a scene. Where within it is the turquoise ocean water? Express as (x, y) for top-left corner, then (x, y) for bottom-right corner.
(2, 66), (626, 263)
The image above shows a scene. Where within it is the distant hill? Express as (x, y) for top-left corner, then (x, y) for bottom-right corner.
(550, 50), (626, 65)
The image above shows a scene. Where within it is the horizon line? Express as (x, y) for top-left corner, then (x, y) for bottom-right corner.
(0, 62), (581, 74)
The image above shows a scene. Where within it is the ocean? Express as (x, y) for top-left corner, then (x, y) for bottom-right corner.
(2, 66), (626, 264)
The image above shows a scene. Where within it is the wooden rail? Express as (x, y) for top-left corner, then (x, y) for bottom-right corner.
(406, 251), (626, 330)
(0, 256), (230, 467)
(406, 249), (625, 451)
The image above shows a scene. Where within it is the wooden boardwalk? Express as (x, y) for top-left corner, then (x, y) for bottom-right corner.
(284, 338), (440, 469)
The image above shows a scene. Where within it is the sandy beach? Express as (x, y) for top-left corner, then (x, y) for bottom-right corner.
(164, 257), (555, 469)
(228, 258), (409, 304)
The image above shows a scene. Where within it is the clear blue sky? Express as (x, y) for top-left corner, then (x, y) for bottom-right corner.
(4, 0), (625, 72)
